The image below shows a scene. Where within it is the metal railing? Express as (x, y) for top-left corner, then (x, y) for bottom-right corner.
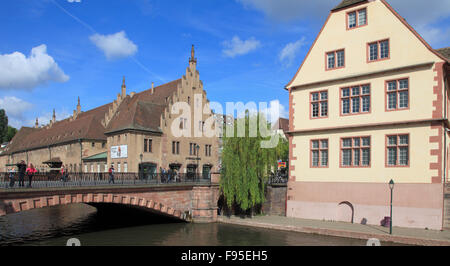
(267, 172), (288, 185)
(0, 172), (211, 190)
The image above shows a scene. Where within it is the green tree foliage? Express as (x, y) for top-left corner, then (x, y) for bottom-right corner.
(5, 126), (18, 142)
(220, 112), (289, 212)
(0, 109), (8, 143)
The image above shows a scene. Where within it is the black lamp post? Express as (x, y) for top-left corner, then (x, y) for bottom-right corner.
(139, 154), (143, 179)
(196, 144), (200, 179)
(389, 179), (395, 235)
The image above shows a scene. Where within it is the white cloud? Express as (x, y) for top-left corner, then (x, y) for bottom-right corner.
(35, 110), (71, 128)
(0, 97), (33, 128)
(279, 38), (306, 67)
(0, 45), (69, 90)
(237, 0), (450, 47)
(67, 0), (81, 2)
(388, 0), (450, 47)
(222, 36), (261, 58)
(236, 0), (335, 21)
(90, 31), (138, 60)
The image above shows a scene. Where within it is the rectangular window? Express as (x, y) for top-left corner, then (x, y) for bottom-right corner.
(176, 142), (180, 154)
(311, 139), (328, 168)
(311, 91), (328, 119)
(368, 39), (389, 62)
(118, 163), (121, 173)
(326, 50), (345, 70)
(144, 139), (148, 153)
(124, 163), (128, 173)
(348, 12), (357, 28)
(387, 135), (409, 167)
(386, 79), (409, 111)
(341, 137), (371, 167)
(341, 85), (370, 115)
(347, 8), (367, 30)
(148, 139), (152, 153)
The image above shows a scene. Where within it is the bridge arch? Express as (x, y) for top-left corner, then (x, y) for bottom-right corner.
(0, 193), (188, 221)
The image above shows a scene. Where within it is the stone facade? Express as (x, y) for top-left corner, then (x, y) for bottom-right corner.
(0, 46), (220, 176)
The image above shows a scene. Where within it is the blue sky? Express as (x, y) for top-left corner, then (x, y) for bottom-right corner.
(0, 0), (449, 128)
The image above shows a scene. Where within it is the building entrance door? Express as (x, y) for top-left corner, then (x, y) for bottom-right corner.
(187, 164), (198, 180)
(139, 163), (157, 180)
(202, 165), (212, 180)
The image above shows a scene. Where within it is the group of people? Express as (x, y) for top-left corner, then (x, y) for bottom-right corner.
(159, 167), (179, 183)
(7, 161), (37, 188)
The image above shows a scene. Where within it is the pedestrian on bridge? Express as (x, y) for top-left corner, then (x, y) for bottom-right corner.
(8, 167), (16, 188)
(16, 161), (26, 187)
(26, 163), (37, 188)
(108, 165), (115, 184)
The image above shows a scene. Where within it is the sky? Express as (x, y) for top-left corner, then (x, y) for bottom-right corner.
(0, 0), (449, 129)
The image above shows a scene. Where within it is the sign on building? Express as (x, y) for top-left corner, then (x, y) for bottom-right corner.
(111, 145), (128, 159)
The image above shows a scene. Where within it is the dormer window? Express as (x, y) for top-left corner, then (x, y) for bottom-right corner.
(347, 8), (367, 29)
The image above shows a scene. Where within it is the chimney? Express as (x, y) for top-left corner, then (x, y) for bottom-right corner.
(52, 109), (56, 124)
(151, 82), (154, 94)
(121, 76), (126, 98)
(35, 118), (39, 128)
(77, 97), (81, 115)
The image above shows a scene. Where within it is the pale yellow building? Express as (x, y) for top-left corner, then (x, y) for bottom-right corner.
(286, 0), (450, 230)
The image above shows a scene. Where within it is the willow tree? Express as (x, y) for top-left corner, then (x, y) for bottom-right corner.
(220, 111), (287, 213)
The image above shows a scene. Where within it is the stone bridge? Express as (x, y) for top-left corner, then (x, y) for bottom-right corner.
(0, 183), (220, 223)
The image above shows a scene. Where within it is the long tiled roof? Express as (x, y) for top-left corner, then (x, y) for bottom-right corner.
(332, 0), (367, 11)
(106, 79), (181, 134)
(436, 47), (450, 61)
(4, 79), (181, 155)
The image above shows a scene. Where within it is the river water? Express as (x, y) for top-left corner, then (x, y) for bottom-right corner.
(0, 204), (392, 246)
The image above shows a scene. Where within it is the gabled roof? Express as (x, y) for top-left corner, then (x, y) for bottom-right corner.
(436, 47), (450, 61)
(105, 79), (181, 134)
(285, 0), (449, 90)
(4, 78), (182, 155)
(332, 0), (367, 11)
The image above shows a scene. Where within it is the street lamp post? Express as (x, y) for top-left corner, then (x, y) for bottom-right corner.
(389, 179), (395, 235)
(196, 144), (200, 179)
(140, 154), (143, 179)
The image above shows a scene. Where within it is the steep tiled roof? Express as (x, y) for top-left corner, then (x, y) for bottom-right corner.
(5, 79), (181, 155)
(5, 103), (111, 155)
(436, 47), (450, 61)
(106, 79), (181, 134)
(273, 118), (289, 133)
(332, 0), (367, 11)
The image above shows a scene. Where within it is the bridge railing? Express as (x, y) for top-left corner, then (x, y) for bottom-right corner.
(0, 172), (211, 189)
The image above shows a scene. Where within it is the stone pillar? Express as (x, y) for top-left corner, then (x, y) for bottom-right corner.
(191, 184), (220, 223)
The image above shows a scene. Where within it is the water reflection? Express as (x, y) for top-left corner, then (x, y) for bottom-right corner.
(0, 204), (388, 246)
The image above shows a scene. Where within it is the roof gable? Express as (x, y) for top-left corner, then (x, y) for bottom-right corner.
(286, 0), (447, 89)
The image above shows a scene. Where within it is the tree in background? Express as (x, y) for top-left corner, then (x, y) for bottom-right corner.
(0, 109), (18, 143)
(220, 111), (288, 214)
(0, 109), (8, 143)
(5, 126), (18, 142)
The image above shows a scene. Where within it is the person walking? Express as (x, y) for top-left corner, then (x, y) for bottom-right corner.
(16, 161), (26, 187)
(108, 165), (115, 184)
(8, 168), (16, 188)
(26, 163), (37, 188)
(60, 165), (67, 182)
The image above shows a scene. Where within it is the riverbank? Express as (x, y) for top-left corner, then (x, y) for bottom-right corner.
(218, 215), (450, 246)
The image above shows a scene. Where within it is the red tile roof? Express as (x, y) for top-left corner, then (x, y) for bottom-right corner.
(4, 79), (181, 155)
